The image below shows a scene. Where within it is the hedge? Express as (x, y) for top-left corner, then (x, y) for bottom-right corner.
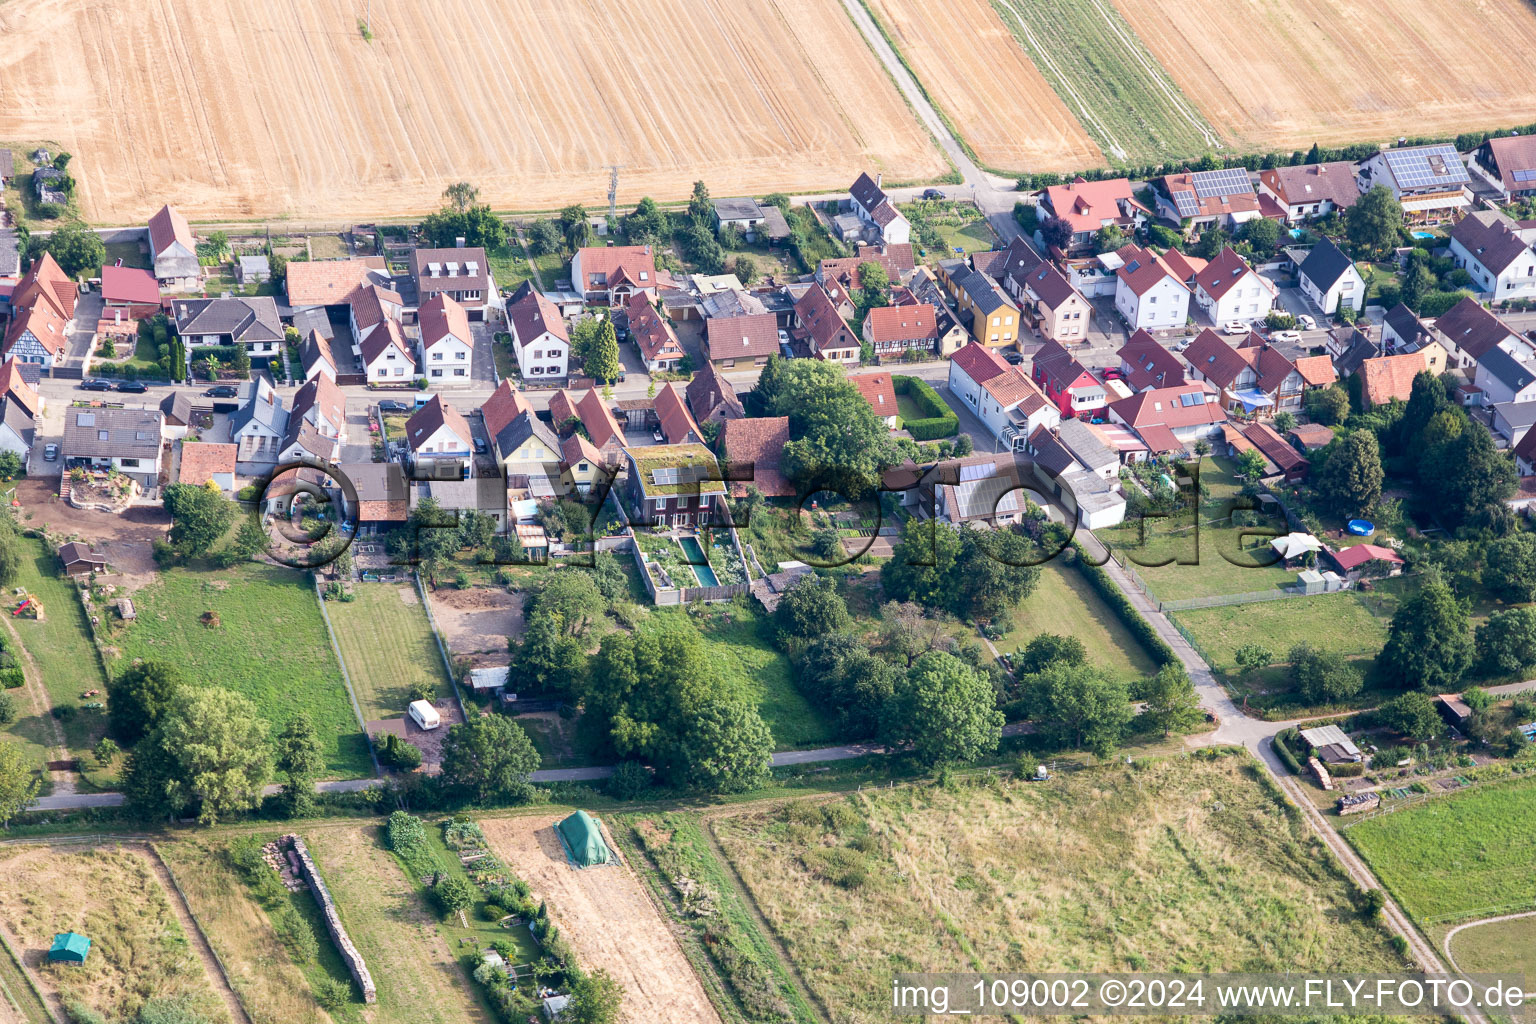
(1271, 731), (1302, 775)
(1064, 541), (1178, 668)
(892, 375), (957, 440)
(0, 667), (21, 689)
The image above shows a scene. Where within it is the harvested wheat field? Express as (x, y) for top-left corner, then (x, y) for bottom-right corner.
(863, 0), (1102, 172)
(0, 0), (945, 223)
(483, 815), (721, 1024)
(1112, 0), (1536, 152)
(0, 845), (232, 1024)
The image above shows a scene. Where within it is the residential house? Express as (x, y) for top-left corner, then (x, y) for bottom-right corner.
(549, 388), (625, 458)
(3, 252), (75, 368)
(1290, 423), (1335, 450)
(942, 262), (1021, 348)
(1256, 162), (1362, 223)
(284, 257), (391, 311)
(1160, 249), (1207, 288)
(1470, 135), (1536, 201)
(277, 419), (340, 464)
(147, 204), (200, 290)
(1183, 330), (1303, 414)
(171, 295), (284, 355)
(482, 380), (559, 474)
(654, 382), (704, 444)
(862, 303), (938, 361)
(1448, 210), (1536, 303)
(705, 311), (778, 369)
(404, 395), (473, 466)
(345, 281), (403, 350)
(1111, 244), (1191, 332)
(337, 461), (409, 533)
(411, 477), (507, 527)
(301, 330), (336, 382)
(0, 397), (33, 459)
(1514, 429), (1536, 476)
(847, 172), (910, 245)
(1430, 297), (1531, 369)
(417, 293), (475, 386)
(1381, 303), (1435, 354)
(0, 359), (41, 419)
(289, 374), (347, 441)
(1032, 337), (1107, 418)
(1008, 262), (1091, 343)
(947, 342), (1059, 451)
(1116, 330), (1187, 392)
(1152, 168), (1261, 232)
(1034, 178), (1147, 253)
(1055, 417), (1119, 480)
(712, 198), (789, 243)
(685, 362), (744, 425)
(623, 443), (725, 528)
(928, 453), (1039, 528)
(1474, 346), (1536, 405)
(1192, 247), (1276, 325)
(410, 247), (498, 320)
(560, 433), (609, 495)
(1297, 238), (1364, 314)
(1357, 144), (1471, 218)
(849, 372), (899, 430)
(1358, 351), (1443, 410)
(570, 245), (658, 305)
(1024, 428), (1128, 529)
(793, 283), (859, 363)
(228, 379), (289, 462)
(720, 415), (794, 497)
(99, 266), (161, 318)
(626, 291), (683, 373)
(158, 392), (193, 440)
(1294, 354), (1338, 391)
(506, 281), (570, 380)
(1327, 325), (1381, 378)
(1107, 381), (1227, 454)
(1490, 400), (1536, 446)
(360, 319), (415, 383)
(900, 268), (969, 355)
(178, 442), (237, 492)
(62, 406), (163, 489)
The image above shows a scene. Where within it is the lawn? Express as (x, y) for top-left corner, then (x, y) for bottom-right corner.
(103, 239), (151, 269)
(679, 602), (836, 750)
(104, 562), (371, 777)
(0, 845), (230, 1024)
(984, 0), (1216, 165)
(898, 200), (996, 257)
(1000, 561), (1158, 683)
(305, 825), (494, 1024)
(324, 583), (451, 723)
(1, 537), (112, 776)
(714, 753), (1406, 1024)
(1448, 915), (1536, 981)
(157, 836), (340, 1024)
(1346, 773), (1536, 926)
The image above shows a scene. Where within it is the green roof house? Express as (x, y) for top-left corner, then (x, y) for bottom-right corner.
(555, 811), (611, 868)
(49, 933), (90, 963)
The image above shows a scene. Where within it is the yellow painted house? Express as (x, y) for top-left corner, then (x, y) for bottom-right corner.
(939, 258), (1021, 349)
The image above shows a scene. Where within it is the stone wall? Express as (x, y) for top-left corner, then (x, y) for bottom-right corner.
(287, 834), (377, 1004)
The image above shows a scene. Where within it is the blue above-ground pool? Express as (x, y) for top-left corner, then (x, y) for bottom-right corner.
(1347, 519), (1375, 536)
(1411, 231), (1435, 239)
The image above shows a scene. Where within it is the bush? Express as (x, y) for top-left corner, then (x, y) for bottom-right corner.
(605, 759), (652, 800)
(0, 667), (20, 688)
(378, 732), (423, 770)
(272, 905), (319, 963)
(1271, 729), (1302, 774)
(433, 875), (475, 915)
(481, 902), (507, 921)
(313, 977), (352, 1012)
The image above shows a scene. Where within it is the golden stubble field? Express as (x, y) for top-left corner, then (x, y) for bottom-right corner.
(0, 0), (947, 223)
(1112, 0), (1536, 151)
(862, 0), (1103, 172)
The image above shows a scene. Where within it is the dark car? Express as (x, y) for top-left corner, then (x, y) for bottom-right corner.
(473, 437), (489, 455)
(204, 385), (239, 398)
(921, 188), (945, 200)
(116, 381), (148, 393)
(80, 379), (114, 392)
(1003, 351), (1024, 365)
(378, 400), (410, 413)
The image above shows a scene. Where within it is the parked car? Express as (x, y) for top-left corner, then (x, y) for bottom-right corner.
(378, 400), (409, 413)
(1295, 314), (1318, 331)
(1223, 321), (1248, 336)
(1101, 368), (1124, 380)
(116, 381), (148, 393)
(1271, 330), (1302, 343)
(204, 385), (239, 398)
(777, 328), (790, 344)
(1175, 337), (1195, 352)
(80, 379), (113, 392)
(473, 437), (488, 455)
(42, 444), (58, 462)
(921, 188), (945, 200)
(1003, 350), (1024, 365)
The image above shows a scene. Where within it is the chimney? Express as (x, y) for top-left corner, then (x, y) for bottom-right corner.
(455, 236), (466, 248)
(876, 172), (883, 189)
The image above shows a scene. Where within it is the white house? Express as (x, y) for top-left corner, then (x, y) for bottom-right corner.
(1474, 346), (1536, 406)
(228, 380), (289, 463)
(1192, 246), (1276, 325)
(404, 395), (473, 460)
(506, 282), (570, 380)
(62, 406), (163, 490)
(1, 252), (74, 369)
(417, 293), (474, 386)
(1256, 162), (1362, 224)
(1448, 210), (1536, 304)
(289, 374), (347, 442)
(947, 342), (1060, 451)
(1297, 238), (1364, 315)
(1431, 297), (1533, 369)
(147, 204), (200, 290)
(1357, 144), (1471, 218)
(1110, 245), (1190, 332)
(300, 331), (336, 382)
(0, 397), (33, 460)
(848, 172), (911, 246)
(360, 319), (416, 383)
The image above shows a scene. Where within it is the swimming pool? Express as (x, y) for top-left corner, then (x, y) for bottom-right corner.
(678, 536), (719, 587)
(1411, 231), (1435, 239)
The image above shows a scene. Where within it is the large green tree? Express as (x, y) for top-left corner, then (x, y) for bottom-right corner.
(955, 529), (1040, 622)
(275, 714), (326, 817)
(1141, 662), (1203, 737)
(125, 688), (273, 825)
(163, 482), (238, 558)
(1426, 422), (1517, 530)
(1315, 430), (1383, 518)
(766, 360), (895, 497)
(1025, 664), (1133, 759)
(563, 969), (624, 1024)
(682, 699), (772, 793)
(1485, 533), (1536, 603)
(511, 610), (588, 696)
(1476, 606), (1536, 677)
(882, 651), (1003, 767)
(0, 741), (40, 828)
(107, 661), (184, 745)
(26, 222), (105, 277)
(1345, 185), (1403, 257)
(1288, 643), (1362, 704)
(1377, 574), (1473, 691)
(584, 318), (621, 383)
(439, 714), (540, 805)
(419, 204), (507, 250)
(880, 518), (962, 609)
(772, 574), (850, 645)
(625, 198), (669, 245)
(1377, 691), (1442, 741)
(800, 633), (899, 739)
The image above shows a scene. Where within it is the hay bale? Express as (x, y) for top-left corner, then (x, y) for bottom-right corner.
(200, 611), (220, 628)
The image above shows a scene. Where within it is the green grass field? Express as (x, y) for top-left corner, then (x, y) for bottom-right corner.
(324, 583), (450, 723)
(1002, 561), (1158, 683)
(985, 0), (1218, 165)
(1448, 915), (1536, 980)
(1172, 591), (1390, 674)
(1347, 774), (1536, 926)
(682, 603), (836, 750)
(103, 240), (152, 269)
(106, 563), (370, 777)
(715, 754), (1406, 1024)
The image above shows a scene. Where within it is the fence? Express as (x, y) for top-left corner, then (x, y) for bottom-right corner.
(312, 577), (382, 777)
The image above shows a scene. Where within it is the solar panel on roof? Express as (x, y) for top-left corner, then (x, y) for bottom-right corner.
(958, 461), (995, 483)
(1382, 145), (1469, 189)
(1513, 168), (1536, 183)
(1172, 191), (1200, 218)
(1191, 168), (1254, 199)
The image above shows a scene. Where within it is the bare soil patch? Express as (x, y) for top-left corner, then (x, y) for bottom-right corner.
(0, 0), (945, 223)
(483, 816), (721, 1024)
(12, 477), (171, 543)
(428, 585), (522, 658)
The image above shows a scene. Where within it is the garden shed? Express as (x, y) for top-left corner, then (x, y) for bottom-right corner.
(49, 932), (90, 963)
(556, 810), (611, 868)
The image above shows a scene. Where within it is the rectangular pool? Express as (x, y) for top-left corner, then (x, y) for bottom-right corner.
(678, 536), (719, 587)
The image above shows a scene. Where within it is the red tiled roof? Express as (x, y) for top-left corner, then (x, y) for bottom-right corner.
(286, 257), (387, 308)
(100, 266), (160, 306)
(507, 281), (569, 348)
(178, 443), (237, 486)
(864, 303), (938, 344)
(289, 374), (345, 433)
(418, 293), (470, 351)
(561, 432), (605, 469)
(1159, 249), (1207, 283)
(1260, 162), (1362, 211)
(1360, 352), (1432, 407)
(1241, 421), (1308, 475)
(1033, 337), (1097, 393)
(575, 389), (624, 449)
(1294, 355), (1337, 388)
(685, 362), (745, 423)
(0, 359), (39, 418)
(1110, 382), (1226, 429)
(1040, 178), (1138, 234)
(148, 204), (193, 256)
(405, 395), (472, 450)
(4, 252), (75, 355)
(949, 341), (1010, 385)
(1331, 544), (1404, 571)
(1114, 244), (1186, 297)
(982, 367), (1049, 413)
(575, 245), (656, 285)
(654, 382), (702, 444)
(1193, 247), (1256, 301)
(849, 372), (897, 420)
(360, 317), (412, 369)
(706, 312), (779, 362)
(720, 415), (794, 497)
(1117, 330), (1187, 391)
(481, 380), (534, 442)
(626, 292), (683, 364)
